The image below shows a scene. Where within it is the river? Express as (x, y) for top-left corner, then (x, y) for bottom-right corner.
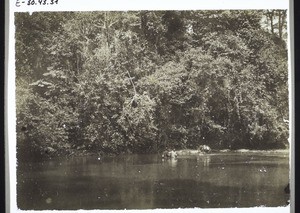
(17, 151), (289, 210)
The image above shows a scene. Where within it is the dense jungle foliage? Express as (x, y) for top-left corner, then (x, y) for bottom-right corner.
(15, 10), (289, 158)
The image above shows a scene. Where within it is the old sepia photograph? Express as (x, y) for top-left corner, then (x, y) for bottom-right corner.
(14, 10), (290, 210)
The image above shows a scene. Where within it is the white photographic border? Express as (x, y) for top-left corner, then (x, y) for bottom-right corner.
(6, 0), (294, 212)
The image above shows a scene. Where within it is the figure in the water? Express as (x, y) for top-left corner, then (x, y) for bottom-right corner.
(162, 149), (177, 158)
(198, 145), (211, 153)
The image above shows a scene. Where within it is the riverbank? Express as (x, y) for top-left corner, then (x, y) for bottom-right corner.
(176, 148), (289, 154)
(18, 144), (289, 162)
(52, 148), (291, 159)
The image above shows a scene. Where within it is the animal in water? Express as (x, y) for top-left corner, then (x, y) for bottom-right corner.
(162, 150), (177, 158)
(198, 145), (211, 153)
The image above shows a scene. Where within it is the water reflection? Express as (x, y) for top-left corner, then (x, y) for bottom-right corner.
(162, 158), (178, 167)
(197, 155), (211, 168)
(17, 152), (289, 210)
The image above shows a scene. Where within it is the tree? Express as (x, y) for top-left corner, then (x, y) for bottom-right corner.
(264, 10), (287, 40)
(15, 10), (289, 157)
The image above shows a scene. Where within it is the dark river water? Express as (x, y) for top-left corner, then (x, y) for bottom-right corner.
(17, 151), (289, 210)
